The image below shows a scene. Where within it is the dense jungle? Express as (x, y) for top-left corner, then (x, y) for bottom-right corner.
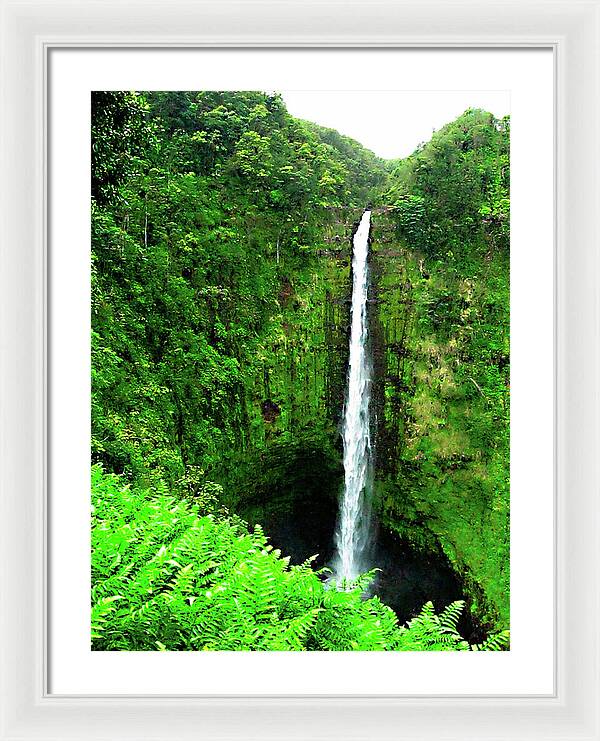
(91, 91), (510, 651)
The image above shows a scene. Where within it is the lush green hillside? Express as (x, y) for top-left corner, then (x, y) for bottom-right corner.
(92, 91), (383, 492)
(372, 110), (510, 628)
(91, 92), (510, 649)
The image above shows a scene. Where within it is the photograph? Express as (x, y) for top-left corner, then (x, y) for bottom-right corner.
(90, 89), (510, 652)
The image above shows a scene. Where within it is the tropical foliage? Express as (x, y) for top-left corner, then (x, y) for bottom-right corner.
(91, 91), (510, 650)
(92, 91), (385, 491)
(386, 108), (509, 257)
(92, 466), (508, 651)
(375, 109), (510, 628)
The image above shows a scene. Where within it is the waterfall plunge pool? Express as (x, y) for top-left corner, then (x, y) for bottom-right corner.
(248, 485), (481, 643)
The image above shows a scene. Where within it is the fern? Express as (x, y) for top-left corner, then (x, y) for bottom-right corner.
(91, 465), (509, 652)
(472, 630), (510, 651)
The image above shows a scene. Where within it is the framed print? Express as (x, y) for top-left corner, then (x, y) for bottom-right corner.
(1, 1), (599, 740)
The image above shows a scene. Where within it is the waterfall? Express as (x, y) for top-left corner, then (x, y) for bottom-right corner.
(333, 209), (373, 584)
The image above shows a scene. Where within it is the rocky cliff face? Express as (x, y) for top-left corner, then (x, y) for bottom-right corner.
(216, 210), (359, 567)
(221, 207), (509, 633)
(370, 210), (509, 631)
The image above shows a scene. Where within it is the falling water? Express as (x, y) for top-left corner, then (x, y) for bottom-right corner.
(333, 209), (373, 584)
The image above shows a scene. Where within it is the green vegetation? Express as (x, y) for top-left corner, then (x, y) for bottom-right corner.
(92, 91), (378, 492)
(91, 92), (510, 650)
(373, 110), (510, 627)
(92, 465), (508, 651)
(386, 109), (509, 258)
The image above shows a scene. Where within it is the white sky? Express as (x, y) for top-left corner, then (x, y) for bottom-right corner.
(281, 90), (510, 160)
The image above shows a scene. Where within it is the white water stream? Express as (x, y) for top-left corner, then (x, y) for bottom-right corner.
(333, 210), (373, 584)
